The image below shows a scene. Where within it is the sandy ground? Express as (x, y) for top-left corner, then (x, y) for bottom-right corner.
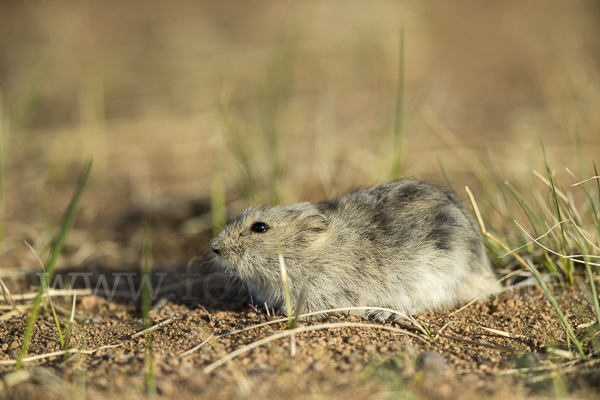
(1, 273), (599, 399)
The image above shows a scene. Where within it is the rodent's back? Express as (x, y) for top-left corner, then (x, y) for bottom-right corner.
(315, 181), (485, 271)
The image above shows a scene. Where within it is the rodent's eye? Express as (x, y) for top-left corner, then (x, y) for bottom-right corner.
(250, 222), (269, 234)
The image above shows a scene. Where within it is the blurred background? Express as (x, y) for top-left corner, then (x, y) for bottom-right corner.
(1, 0), (600, 268)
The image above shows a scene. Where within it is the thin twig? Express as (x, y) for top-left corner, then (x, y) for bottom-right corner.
(514, 221), (600, 266)
(565, 210), (600, 252)
(69, 293), (77, 324)
(477, 325), (526, 339)
(0, 278), (15, 305)
(3, 289), (92, 301)
(178, 333), (215, 358)
(571, 176), (600, 187)
(497, 357), (600, 376)
(438, 333), (516, 352)
(500, 221), (566, 258)
(131, 318), (181, 339)
(0, 344), (122, 365)
(532, 170), (569, 202)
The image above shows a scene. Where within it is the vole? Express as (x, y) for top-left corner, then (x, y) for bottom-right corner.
(210, 180), (498, 319)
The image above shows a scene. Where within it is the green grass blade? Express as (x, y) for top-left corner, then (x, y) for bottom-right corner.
(15, 158), (93, 370)
(11, 59), (49, 132)
(142, 217), (157, 397)
(583, 256), (600, 330)
(258, 85), (282, 204)
(577, 174), (599, 234)
(46, 158), (93, 275)
(391, 27), (405, 181)
(219, 101), (259, 203)
(436, 154), (455, 192)
(504, 181), (559, 270)
(0, 90), (4, 243)
(594, 162), (600, 239)
(573, 126), (589, 179)
(505, 181), (545, 236)
(48, 296), (64, 348)
(257, 28), (296, 204)
(210, 162), (227, 237)
(541, 142), (572, 282)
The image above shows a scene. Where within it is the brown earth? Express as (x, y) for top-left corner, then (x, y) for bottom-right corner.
(1, 270), (599, 400)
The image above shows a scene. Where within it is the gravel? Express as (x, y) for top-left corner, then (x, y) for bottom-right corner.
(1, 282), (599, 399)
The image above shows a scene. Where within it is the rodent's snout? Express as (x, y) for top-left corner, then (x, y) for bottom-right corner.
(209, 238), (220, 255)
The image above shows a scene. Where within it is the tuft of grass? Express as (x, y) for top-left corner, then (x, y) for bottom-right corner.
(466, 186), (587, 356)
(141, 218), (157, 397)
(16, 158), (93, 370)
(477, 143), (599, 305)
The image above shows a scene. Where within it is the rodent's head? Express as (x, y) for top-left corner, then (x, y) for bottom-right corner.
(210, 202), (329, 286)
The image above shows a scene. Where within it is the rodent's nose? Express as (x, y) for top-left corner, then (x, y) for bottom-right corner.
(210, 238), (220, 255)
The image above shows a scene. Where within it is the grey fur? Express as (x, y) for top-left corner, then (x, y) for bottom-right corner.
(210, 180), (498, 319)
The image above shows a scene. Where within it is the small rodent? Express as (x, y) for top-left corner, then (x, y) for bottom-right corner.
(210, 180), (498, 319)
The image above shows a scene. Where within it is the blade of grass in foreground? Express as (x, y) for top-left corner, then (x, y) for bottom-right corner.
(210, 161), (226, 237)
(0, 91), (4, 243)
(594, 162), (600, 239)
(275, 233), (293, 325)
(436, 155), (456, 192)
(391, 27), (405, 181)
(15, 158), (93, 370)
(142, 218), (157, 397)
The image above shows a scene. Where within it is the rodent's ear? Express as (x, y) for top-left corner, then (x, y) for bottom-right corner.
(300, 214), (329, 233)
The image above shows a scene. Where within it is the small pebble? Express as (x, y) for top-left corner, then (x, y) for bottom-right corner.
(516, 353), (541, 369)
(312, 362), (324, 372)
(347, 335), (360, 344)
(418, 351), (448, 376)
(364, 344), (376, 353)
